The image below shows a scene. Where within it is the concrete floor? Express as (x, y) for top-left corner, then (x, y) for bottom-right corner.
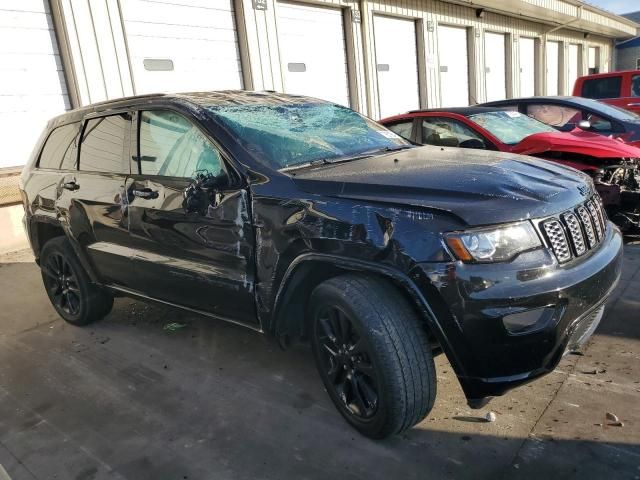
(0, 247), (638, 480)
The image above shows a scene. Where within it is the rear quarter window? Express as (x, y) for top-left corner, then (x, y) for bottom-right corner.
(581, 76), (622, 99)
(79, 114), (130, 174)
(38, 122), (81, 170)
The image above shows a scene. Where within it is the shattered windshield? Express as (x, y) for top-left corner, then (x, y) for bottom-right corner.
(469, 111), (556, 145)
(206, 102), (409, 170)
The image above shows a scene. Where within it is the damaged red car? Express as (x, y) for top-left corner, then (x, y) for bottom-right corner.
(381, 107), (640, 231)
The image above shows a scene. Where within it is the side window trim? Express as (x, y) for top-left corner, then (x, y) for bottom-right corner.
(134, 108), (237, 184)
(78, 112), (132, 175)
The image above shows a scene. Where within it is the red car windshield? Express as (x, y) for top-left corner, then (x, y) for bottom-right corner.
(469, 111), (556, 145)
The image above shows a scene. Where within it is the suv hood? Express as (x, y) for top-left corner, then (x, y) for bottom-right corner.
(292, 146), (593, 226)
(513, 131), (640, 159)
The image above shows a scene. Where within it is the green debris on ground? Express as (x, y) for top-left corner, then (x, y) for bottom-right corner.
(163, 322), (187, 332)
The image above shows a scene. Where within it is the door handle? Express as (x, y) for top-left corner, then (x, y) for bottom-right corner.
(132, 188), (159, 199)
(627, 103), (640, 107)
(62, 181), (79, 191)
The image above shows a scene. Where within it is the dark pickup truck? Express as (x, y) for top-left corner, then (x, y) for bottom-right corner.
(20, 91), (622, 439)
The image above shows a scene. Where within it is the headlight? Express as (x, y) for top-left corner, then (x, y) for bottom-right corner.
(444, 221), (542, 263)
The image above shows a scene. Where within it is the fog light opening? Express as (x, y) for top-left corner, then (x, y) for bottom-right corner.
(503, 306), (557, 335)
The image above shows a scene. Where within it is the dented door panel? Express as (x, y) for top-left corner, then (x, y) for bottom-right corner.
(125, 175), (256, 324)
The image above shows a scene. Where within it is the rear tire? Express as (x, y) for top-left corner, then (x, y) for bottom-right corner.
(309, 274), (436, 439)
(40, 237), (113, 326)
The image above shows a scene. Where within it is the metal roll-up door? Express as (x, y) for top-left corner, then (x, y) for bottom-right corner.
(519, 37), (536, 97)
(277, 2), (350, 106)
(438, 26), (470, 107)
(121, 0), (243, 94)
(484, 32), (507, 102)
(546, 41), (560, 95)
(0, 0), (71, 169)
(373, 15), (420, 118)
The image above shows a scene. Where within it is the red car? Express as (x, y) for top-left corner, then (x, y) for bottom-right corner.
(380, 107), (640, 231)
(573, 70), (640, 115)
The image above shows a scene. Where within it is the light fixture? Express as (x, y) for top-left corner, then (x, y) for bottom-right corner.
(476, 8), (485, 18)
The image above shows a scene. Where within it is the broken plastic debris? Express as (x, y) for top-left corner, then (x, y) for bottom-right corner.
(606, 412), (619, 422)
(485, 411), (497, 422)
(163, 322), (187, 332)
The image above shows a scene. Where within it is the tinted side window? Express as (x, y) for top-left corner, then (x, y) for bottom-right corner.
(581, 77), (622, 99)
(38, 123), (81, 170)
(527, 104), (582, 128)
(385, 121), (414, 141)
(80, 114), (130, 173)
(139, 111), (223, 178)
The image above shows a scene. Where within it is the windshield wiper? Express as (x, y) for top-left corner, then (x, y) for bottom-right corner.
(280, 144), (415, 173)
(280, 158), (331, 173)
(324, 144), (415, 164)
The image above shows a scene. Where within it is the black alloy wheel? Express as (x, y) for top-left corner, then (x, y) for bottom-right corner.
(315, 305), (379, 419)
(42, 252), (82, 318)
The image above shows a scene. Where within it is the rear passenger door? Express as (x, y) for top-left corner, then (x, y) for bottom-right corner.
(57, 112), (134, 286)
(125, 109), (256, 325)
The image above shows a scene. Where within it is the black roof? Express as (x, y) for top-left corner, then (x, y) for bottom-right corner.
(49, 90), (326, 126)
(408, 106), (508, 116)
(480, 96), (603, 107)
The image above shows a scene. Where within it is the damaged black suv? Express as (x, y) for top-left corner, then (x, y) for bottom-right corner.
(21, 91), (623, 439)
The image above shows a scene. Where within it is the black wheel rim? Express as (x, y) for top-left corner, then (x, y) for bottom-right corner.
(316, 306), (379, 419)
(42, 253), (81, 317)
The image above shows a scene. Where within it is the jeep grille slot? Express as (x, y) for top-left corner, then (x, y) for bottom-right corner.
(541, 196), (607, 263)
(542, 220), (572, 263)
(561, 212), (586, 256)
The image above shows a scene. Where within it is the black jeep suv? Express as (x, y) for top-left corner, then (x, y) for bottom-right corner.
(20, 91), (622, 439)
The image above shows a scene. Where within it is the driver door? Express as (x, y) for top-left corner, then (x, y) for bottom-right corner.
(125, 109), (257, 325)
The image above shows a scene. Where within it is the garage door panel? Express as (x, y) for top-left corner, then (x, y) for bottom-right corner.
(568, 44), (580, 93)
(546, 41), (560, 96)
(2, 70), (69, 96)
(438, 25), (469, 107)
(122, 0), (243, 94)
(278, 2), (350, 107)
(485, 32), (506, 102)
(374, 15), (420, 118)
(122, 1), (235, 26)
(0, 10), (53, 29)
(0, 28), (60, 54)
(0, 3), (69, 168)
(519, 37), (535, 97)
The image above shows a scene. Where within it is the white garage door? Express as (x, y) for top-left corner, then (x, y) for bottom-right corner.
(438, 26), (469, 107)
(0, 0), (71, 168)
(277, 2), (350, 106)
(121, 0), (243, 94)
(546, 41), (560, 95)
(519, 37), (536, 97)
(588, 46), (600, 74)
(568, 44), (580, 92)
(374, 16), (420, 119)
(484, 32), (506, 102)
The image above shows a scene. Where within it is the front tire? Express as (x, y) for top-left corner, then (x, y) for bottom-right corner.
(309, 274), (436, 439)
(40, 237), (113, 326)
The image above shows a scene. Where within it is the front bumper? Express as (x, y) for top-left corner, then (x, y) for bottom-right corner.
(415, 223), (623, 403)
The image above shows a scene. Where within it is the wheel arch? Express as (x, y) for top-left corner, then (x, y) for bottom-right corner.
(29, 216), (100, 283)
(270, 253), (465, 376)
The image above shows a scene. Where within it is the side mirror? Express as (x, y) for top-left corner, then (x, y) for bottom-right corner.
(577, 120), (591, 130)
(459, 138), (486, 149)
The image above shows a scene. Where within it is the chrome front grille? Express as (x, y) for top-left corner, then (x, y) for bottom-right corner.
(561, 212), (586, 256)
(540, 196), (607, 263)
